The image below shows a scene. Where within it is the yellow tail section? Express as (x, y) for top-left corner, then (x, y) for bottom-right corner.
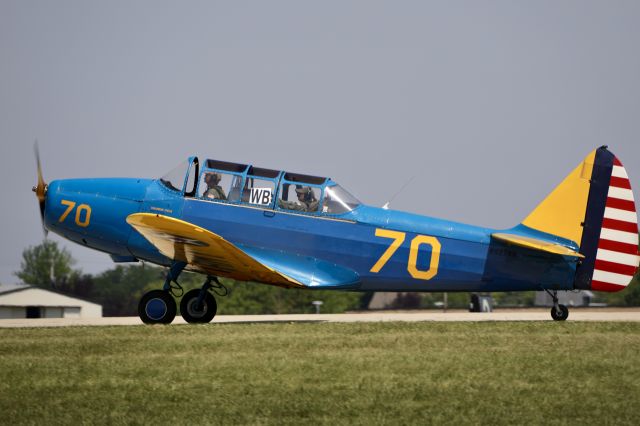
(521, 147), (638, 292)
(521, 150), (596, 245)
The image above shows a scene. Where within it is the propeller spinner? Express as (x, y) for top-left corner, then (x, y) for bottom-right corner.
(32, 142), (48, 236)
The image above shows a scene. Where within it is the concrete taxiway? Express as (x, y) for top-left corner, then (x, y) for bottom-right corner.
(1, 309), (639, 328)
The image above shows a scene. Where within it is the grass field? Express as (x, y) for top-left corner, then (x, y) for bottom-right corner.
(1, 322), (639, 425)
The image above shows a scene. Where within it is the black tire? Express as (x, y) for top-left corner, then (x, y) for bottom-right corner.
(180, 289), (217, 323)
(139, 290), (177, 324)
(551, 304), (569, 321)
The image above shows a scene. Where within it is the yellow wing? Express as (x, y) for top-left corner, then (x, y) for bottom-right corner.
(126, 213), (303, 288)
(491, 233), (584, 258)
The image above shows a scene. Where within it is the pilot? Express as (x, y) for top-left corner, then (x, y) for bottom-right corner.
(278, 186), (319, 212)
(203, 172), (227, 200)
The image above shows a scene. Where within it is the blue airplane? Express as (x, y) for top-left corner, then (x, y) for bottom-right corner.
(32, 146), (638, 323)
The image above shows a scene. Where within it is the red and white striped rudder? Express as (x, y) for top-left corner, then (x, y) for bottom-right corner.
(591, 156), (639, 291)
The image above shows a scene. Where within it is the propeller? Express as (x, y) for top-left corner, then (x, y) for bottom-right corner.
(32, 141), (48, 237)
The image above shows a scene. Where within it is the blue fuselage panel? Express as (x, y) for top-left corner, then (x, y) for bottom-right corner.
(181, 199), (577, 292)
(44, 178), (148, 257)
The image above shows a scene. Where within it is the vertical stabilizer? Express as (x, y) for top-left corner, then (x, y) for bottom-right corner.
(522, 147), (639, 292)
(522, 150), (595, 246)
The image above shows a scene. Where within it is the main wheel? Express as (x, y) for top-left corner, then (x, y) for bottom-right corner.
(139, 290), (177, 324)
(180, 289), (217, 323)
(551, 304), (569, 321)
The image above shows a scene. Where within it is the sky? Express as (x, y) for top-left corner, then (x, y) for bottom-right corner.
(1, 1), (639, 284)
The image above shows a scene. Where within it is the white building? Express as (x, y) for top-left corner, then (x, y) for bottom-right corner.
(0, 284), (102, 319)
(534, 290), (595, 307)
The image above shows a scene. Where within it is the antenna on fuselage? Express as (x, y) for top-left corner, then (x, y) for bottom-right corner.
(382, 175), (415, 210)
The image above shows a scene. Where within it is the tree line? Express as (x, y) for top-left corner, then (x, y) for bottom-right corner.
(11, 240), (640, 316)
(13, 240), (362, 316)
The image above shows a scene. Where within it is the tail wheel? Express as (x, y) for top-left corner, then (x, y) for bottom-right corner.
(139, 290), (177, 324)
(551, 304), (569, 321)
(180, 289), (217, 323)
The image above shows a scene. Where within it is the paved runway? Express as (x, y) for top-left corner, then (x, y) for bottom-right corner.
(1, 309), (640, 328)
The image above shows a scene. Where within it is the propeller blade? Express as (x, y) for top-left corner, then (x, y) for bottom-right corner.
(33, 141), (48, 237)
(34, 142), (46, 202)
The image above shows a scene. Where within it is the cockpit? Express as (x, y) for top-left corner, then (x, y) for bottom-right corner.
(159, 157), (361, 215)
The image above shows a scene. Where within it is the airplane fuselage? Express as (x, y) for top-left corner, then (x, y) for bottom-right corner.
(35, 147), (637, 324)
(45, 178), (577, 293)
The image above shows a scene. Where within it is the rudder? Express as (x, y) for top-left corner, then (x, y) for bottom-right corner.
(575, 149), (639, 291)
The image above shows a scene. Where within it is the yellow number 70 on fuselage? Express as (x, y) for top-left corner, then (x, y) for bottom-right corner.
(369, 228), (441, 280)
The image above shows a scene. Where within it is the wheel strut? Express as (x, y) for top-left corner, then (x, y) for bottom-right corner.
(545, 289), (569, 321)
(163, 261), (187, 297)
(197, 276), (227, 301)
(194, 276), (215, 311)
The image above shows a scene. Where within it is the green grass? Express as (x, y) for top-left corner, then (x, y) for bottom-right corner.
(1, 322), (639, 425)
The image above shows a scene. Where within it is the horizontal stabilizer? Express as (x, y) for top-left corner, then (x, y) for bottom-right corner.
(491, 233), (585, 258)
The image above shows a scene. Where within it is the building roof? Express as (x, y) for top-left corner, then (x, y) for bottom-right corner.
(0, 284), (101, 308)
(0, 283), (30, 296)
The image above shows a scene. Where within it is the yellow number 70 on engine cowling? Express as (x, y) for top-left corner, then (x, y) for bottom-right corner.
(369, 228), (441, 280)
(59, 200), (92, 227)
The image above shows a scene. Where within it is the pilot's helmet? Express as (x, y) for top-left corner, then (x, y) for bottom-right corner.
(295, 186), (311, 195)
(295, 186), (315, 201)
(205, 172), (222, 185)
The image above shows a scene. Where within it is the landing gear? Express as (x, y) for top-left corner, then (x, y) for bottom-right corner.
(138, 261), (185, 325)
(137, 262), (227, 325)
(139, 290), (176, 324)
(180, 276), (223, 323)
(551, 304), (569, 321)
(545, 289), (569, 321)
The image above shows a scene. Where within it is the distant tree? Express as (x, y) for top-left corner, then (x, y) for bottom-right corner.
(64, 273), (96, 300)
(217, 281), (362, 315)
(421, 292), (470, 309)
(15, 240), (76, 289)
(493, 291), (536, 307)
(393, 293), (422, 309)
(92, 265), (165, 316)
(13, 240), (365, 315)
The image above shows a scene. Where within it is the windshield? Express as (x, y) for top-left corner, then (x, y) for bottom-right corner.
(160, 160), (190, 192)
(322, 185), (360, 214)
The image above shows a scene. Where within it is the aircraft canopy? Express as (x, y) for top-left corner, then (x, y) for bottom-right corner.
(159, 157), (361, 215)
